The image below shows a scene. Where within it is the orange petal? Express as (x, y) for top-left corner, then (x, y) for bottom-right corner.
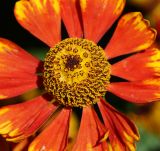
(80, 0), (125, 43)
(0, 38), (41, 99)
(60, 0), (83, 38)
(14, 0), (61, 47)
(98, 98), (139, 151)
(28, 108), (71, 151)
(0, 95), (56, 141)
(105, 12), (156, 59)
(12, 139), (29, 151)
(111, 47), (160, 81)
(108, 79), (160, 103)
(72, 106), (108, 151)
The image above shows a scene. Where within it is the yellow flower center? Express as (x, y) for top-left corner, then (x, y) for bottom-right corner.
(43, 38), (111, 107)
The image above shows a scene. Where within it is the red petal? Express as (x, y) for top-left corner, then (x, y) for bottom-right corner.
(0, 38), (41, 99)
(72, 106), (108, 151)
(105, 12), (156, 59)
(0, 95), (56, 141)
(60, 0), (83, 38)
(111, 47), (160, 81)
(14, 0), (61, 47)
(98, 98), (139, 151)
(28, 108), (71, 151)
(108, 80), (160, 103)
(12, 139), (29, 151)
(0, 38), (39, 74)
(0, 77), (40, 100)
(80, 0), (125, 43)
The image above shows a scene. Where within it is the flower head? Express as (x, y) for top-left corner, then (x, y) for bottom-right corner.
(0, 0), (159, 150)
(43, 38), (111, 107)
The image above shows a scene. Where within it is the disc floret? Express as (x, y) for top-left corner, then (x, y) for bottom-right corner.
(43, 38), (110, 107)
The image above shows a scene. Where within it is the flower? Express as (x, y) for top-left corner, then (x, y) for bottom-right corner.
(0, 0), (159, 150)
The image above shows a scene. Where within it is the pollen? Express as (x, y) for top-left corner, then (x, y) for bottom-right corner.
(43, 38), (111, 107)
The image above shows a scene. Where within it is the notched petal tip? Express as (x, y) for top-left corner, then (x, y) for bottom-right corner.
(105, 12), (157, 59)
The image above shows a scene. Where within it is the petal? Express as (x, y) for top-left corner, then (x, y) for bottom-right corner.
(12, 139), (29, 151)
(108, 79), (160, 103)
(14, 0), (61, 47)
(98, 98), (139, 151)
(0, 77), (40, 100)
(0, 95), (56, 141)
(0, 38), (41, 99)
(105, 12), (156, 59)
(111, 47), (160, 81)
(28, 108), (71, 151)
(60, 0), (83, 38)
(72, 106), (108, 151)
(80, 0), (125, 43)
(0, 38), (39, 74)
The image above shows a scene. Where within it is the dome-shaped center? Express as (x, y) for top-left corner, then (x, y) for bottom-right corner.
(43, 38), (111, 107)
(65, 55), (81, 70)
